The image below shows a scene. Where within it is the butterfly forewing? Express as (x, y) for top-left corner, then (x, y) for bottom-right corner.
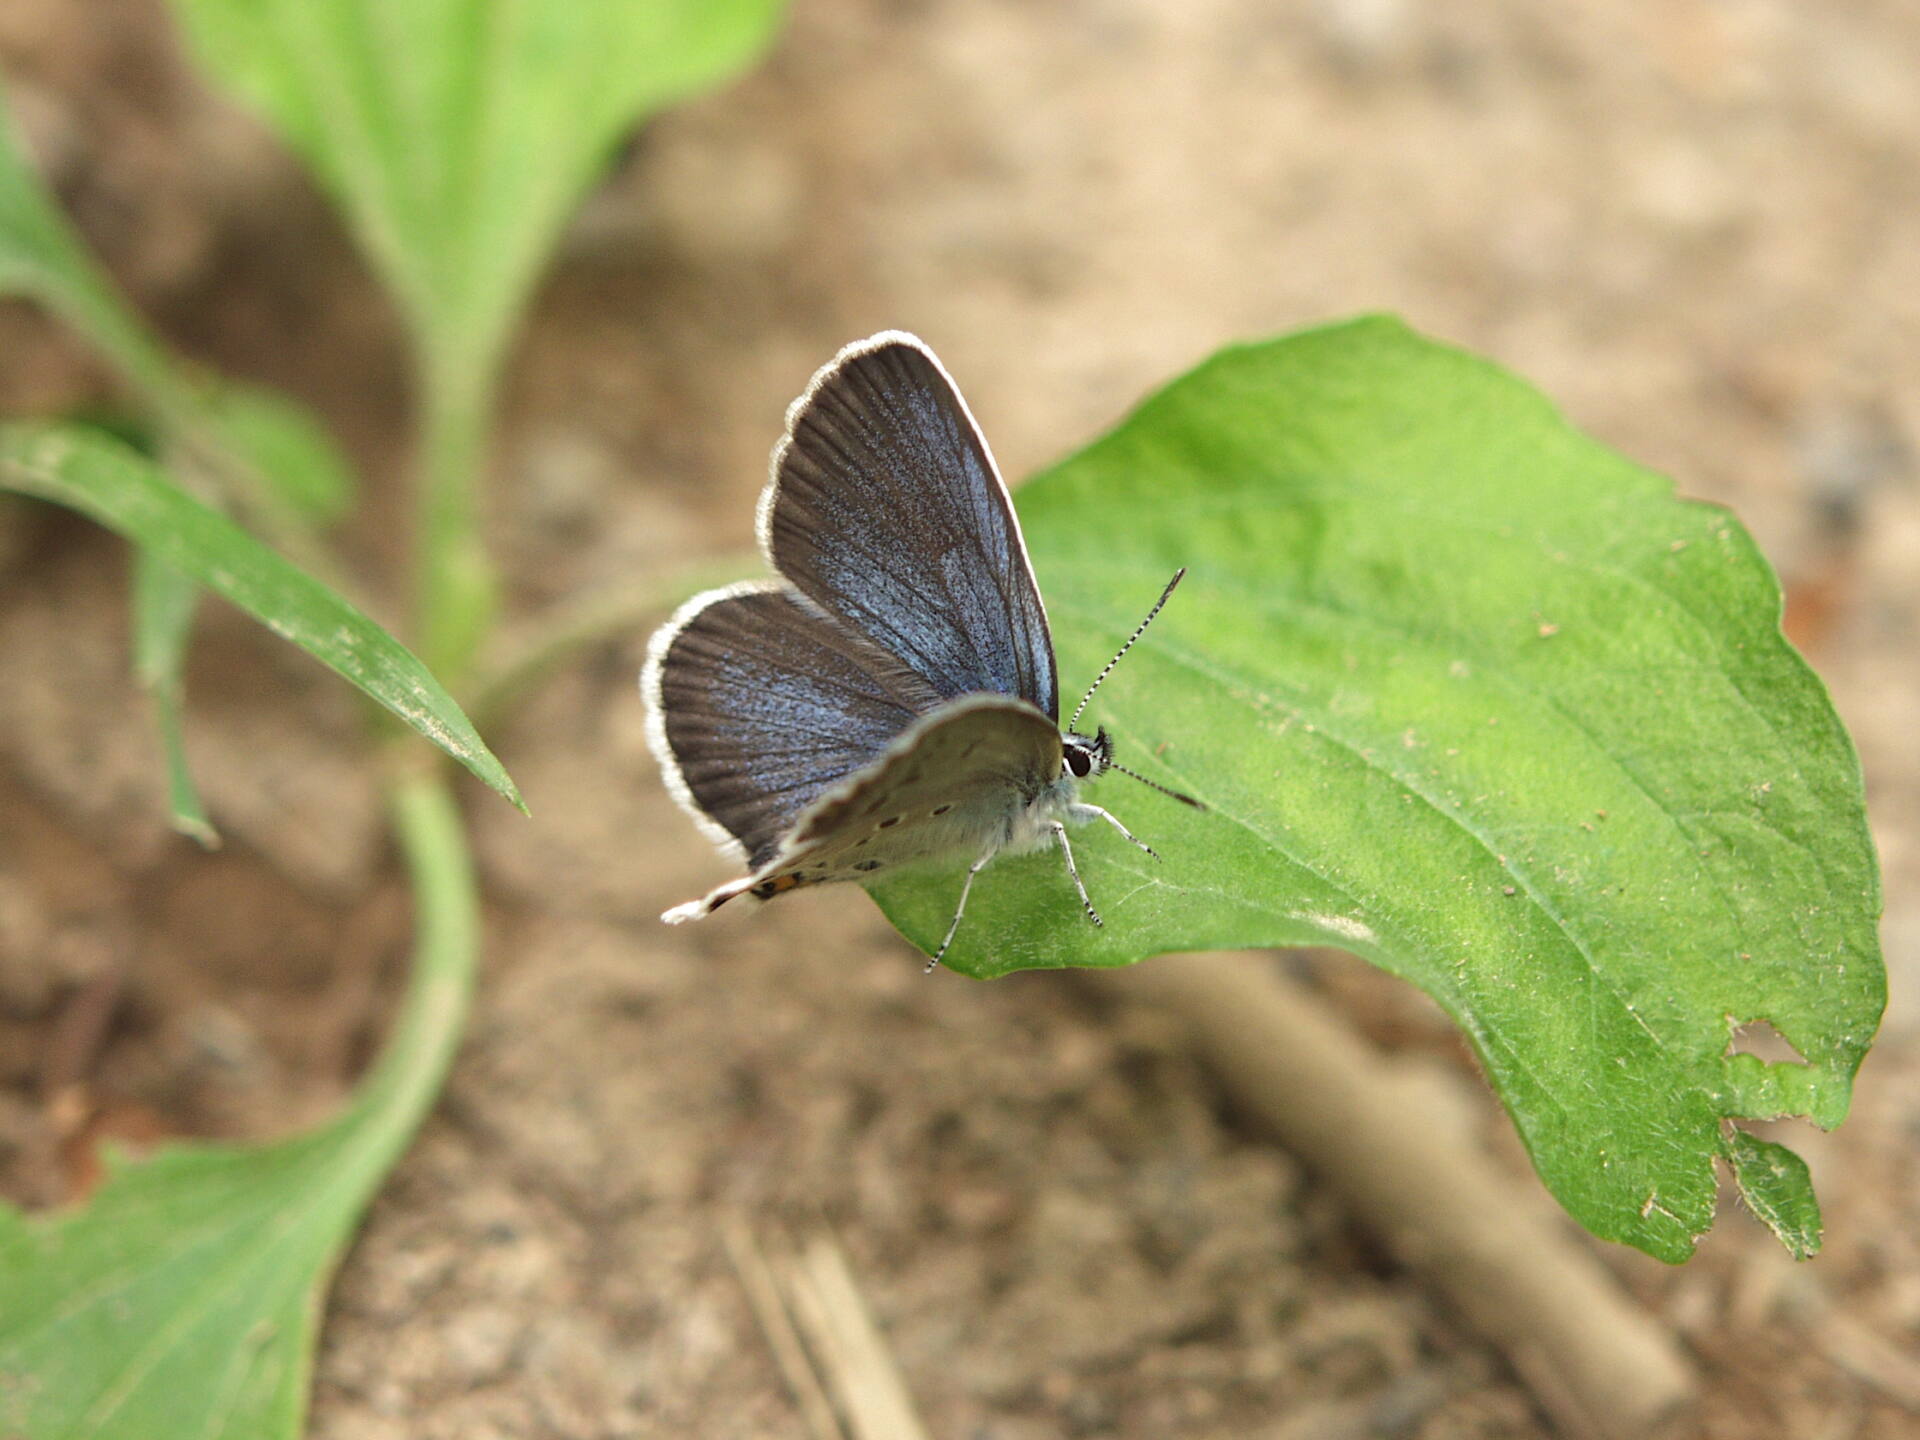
(761, 333), (1059, 718)
(645, 582), (945, 867)
(755, 694), (1066, 886)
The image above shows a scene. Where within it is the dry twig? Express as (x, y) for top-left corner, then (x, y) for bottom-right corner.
(723, 1217), (848, 1440)
(1098, 951), (1698, 1440)
(725, 1217), (932, 1440)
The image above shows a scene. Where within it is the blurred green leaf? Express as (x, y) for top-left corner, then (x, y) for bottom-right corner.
(165, 0), (787, 388)
(132, 551), (219, 847)
(0, 424), (522, 810)
(165, 0), (787, 680)
(0, 83), (356, 527)
(0, 774), (476, 1440)
(0, 87), (170, 395)
(872, 318), (1883, 1262)
(197, 381), (356, 526)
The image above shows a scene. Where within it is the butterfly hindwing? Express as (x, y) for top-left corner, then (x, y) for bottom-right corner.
(759, 333), (1060, 718)
(644, 581), (945, 868)
(752, 693), (1066, 888)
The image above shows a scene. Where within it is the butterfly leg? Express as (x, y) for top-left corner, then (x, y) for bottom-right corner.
(1049, 821), (1103, 928)
(928, 848), (998, 974)
(1067, 802), (1160, 862)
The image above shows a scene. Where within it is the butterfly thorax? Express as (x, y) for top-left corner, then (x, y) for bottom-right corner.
(989, 725), (1111, 856)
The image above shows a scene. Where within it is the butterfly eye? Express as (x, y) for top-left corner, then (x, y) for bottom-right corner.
(1065, 744), (1093, 779)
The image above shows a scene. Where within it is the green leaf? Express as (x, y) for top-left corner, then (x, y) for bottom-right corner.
(0, 424), (522, 810)
(166, 0), (788, 389)
(0, 86), (170, 397)
(165, 0), (785, 682)
(132, 551), (220, 847)
(872, 317), (1884, 1262)
(197, 381), (355, 526)
(0, 85), (357, 529)
(1722, 1130), (1822, 1261)
(0, 774), (477, 1440)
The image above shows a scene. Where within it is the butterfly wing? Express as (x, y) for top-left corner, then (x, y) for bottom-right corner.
(643, 580), (945, 870)
(777, 693), (1064, 872)
(758, 332), (1060, 719)
(662, 694), (1064, 922)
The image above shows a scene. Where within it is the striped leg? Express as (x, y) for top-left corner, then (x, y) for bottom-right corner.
(1067, 801), (1159, 861)
(928, 848), (998, 973)
(1050, 821), (1103, 927)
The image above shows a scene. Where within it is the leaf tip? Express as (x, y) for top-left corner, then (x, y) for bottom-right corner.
(173, 814), (222, 849)
(491, 772), (529, 816)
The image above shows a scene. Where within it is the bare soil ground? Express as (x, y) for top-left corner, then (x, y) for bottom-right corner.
(2, 1), (1917, 1436)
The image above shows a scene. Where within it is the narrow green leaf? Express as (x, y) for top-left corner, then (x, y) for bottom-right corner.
(872, 318), (1884, 1261)
(132, 551), (220, 848)
(0, 773), (478, 1440)
(0, 424), (522, 810)
(0, 85), (173, 400)
(1723, 1130), (1822, 1260)
(0, 84), (356, 526)
(166, 0), (788, 390)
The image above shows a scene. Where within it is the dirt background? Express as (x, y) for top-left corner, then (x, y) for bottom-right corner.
(2, 1), (1917, 1436)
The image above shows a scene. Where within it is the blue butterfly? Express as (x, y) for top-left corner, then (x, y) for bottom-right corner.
(643, 332), (1200, 968)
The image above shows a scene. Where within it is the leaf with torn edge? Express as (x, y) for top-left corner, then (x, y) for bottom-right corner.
(871, 317), (1884, 1262)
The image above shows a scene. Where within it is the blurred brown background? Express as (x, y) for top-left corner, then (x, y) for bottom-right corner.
(1, 1), (1916, 1436)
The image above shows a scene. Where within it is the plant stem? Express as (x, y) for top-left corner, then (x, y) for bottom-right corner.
(282, 763), (479, 1424)
(350, 764), (480, 1130)
(1095, 955), (1697, 1440)
(469, 551), (762, 728)
(414, 349), (501, 689)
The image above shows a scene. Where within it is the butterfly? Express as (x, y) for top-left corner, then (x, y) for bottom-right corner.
(641, 331), (1202, 970)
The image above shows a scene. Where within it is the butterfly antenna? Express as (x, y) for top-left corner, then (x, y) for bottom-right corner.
(1107, 761), (1206, 809)
(1069, 568), (1187, 733)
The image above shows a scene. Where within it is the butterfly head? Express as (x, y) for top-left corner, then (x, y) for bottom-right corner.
(1062, 726), (1114, 781)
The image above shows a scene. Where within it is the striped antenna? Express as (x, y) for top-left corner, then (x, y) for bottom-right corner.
(1069, 568), (1186, 733)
